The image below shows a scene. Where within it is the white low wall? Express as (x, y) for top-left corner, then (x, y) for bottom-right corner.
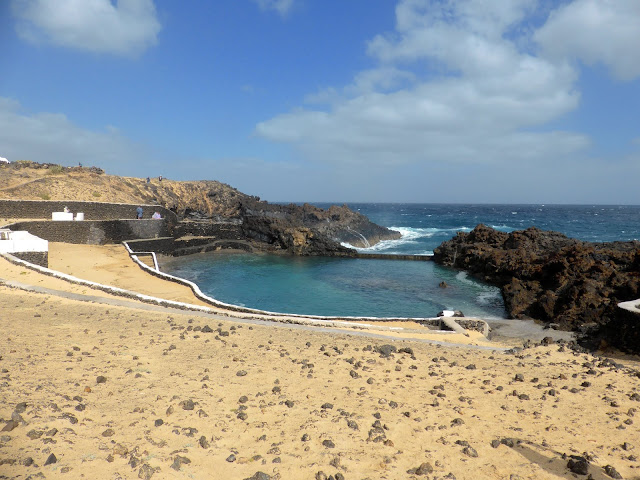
(0, 230), (48, 253)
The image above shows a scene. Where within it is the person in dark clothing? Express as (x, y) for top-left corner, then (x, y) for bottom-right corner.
(136, 206), (143, 219)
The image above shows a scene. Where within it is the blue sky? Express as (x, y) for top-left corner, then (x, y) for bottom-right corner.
(1, 0), (640, 204)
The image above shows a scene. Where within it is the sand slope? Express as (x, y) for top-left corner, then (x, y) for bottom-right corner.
(1, 284), (640, 480)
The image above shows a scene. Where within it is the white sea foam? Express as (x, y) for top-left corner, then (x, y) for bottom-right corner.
(351, 226), (471, 253)
(455, 271), (475, 285)
(489, 224), (514, 231)
(477, 290), (502, 306)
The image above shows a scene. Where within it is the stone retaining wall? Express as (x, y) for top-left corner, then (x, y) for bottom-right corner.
(126, 237), (176, 254)
(0, 199), (178, 224)
(13, 251), (48, 268)
(173, 221), (244, 239)
(5, 220), (170, 244)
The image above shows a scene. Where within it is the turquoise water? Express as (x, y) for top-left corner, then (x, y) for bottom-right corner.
(162, 203), (640, 319)
(161, 252), (505, 318)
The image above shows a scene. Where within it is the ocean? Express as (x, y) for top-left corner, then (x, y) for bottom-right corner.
(161, 204), (640, 319)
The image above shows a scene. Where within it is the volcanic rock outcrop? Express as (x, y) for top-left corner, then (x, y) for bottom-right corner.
(433, 224), (640, 352)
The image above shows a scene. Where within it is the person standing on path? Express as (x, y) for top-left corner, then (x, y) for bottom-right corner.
(136, 206), (143, 219)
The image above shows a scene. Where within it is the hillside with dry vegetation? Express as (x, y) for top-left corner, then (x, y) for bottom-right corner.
(0, 161), (251, 218)
(0, 161), (401, 251)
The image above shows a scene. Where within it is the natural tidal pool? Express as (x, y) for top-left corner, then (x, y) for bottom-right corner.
(160, 252), (507, 319)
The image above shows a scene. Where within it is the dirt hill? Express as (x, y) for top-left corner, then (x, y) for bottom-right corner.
(0, 161), (250, 218)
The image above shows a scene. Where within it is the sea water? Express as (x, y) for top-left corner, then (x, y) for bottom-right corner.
(161, 204), (640, 319)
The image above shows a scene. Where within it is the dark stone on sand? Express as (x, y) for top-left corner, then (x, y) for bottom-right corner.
(154, 419), (163, 427)
(301, 433), (310, 442)
(514, 373), (524, 382)
(237, 412), (248, 421)
(171, 455), (191, 471)
(96, 375), (107, 384)
(347, 419), (359, 430)
(180, 399), (195, 410)
(375, 345), (397, 357)
(322, 439), (336, 448)
(44, 453), (57, 465)
(27, 429), (43, 440)
(236, 370), (248, 377)
(244, 472), (271, 480)
(398, 347), (414, 355)
(239, 396), (248, 403)
(463, 446), (478, 457)
(113, 443), (129, 457)
(129, 456), (141, 469)
(226, 454), (236, 462)
(604, 465), (623, 479)
(567, 456), (589, 475)
(466, 364), (476, 370)
(22, 456), (34, 466)
(285, 400), (294, 408)
(138, 463), (158, 480)
(198, 435), (210, 448)
(501, 438), (519, 448)
(491, 439), (501, 448)
(1, 421), (17, 432)
(201, 325), (214, 333)
(412, 462), (434, 475)
(321, 403), (334, 409)
(15, 402), (27, 413)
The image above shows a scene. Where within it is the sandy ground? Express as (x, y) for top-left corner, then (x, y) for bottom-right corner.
(1, 245), (640, 479)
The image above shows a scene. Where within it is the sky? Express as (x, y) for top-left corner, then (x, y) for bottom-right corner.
(1, 0), (640, 204)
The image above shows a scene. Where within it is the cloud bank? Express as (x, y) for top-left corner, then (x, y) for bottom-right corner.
(11, 0), (161, 56)
(252, 0), (295, 17)
(256, 0), (640, 171)
(0, 97), (145, 170)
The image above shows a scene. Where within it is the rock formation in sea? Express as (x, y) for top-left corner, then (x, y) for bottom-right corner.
(433, 224), (640, 353)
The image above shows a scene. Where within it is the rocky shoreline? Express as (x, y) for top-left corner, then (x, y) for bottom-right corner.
(433, 224), (640, 353)
(0, 161), (401, 256)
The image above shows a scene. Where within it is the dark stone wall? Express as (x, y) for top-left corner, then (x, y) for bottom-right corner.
(173, 222), (244, 240)
(126, 237), (175, 254)
(6, 220), (170, 245)
(13, 251), (48, 268)
(0, 199), (178, 225)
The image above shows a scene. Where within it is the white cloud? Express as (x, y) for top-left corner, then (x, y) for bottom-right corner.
(253, 0), (295, 17)
(256, 0), (589, 169)
(534, 0), (640, 81)
(11, 0), (161, 56)
(0, 97), (146, 169)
